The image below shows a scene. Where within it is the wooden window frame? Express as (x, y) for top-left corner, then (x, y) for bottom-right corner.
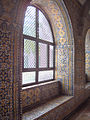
(22, 5), (55, 87)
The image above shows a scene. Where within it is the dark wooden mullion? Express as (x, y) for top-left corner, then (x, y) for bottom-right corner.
(53, 45), (55, 79)
(22, 79), (55, 87)
(22, 5), (55, 86)
(36, 8), (39, 39)
(23, 35), (36, 41)
(47, 45), (49, 68)
(22, 68), (36, 72)
(39, 68), (54, 71)
(36, 8), (39, 83)
(23, 35), (54, 46)
(23, 68), (54, 72)
(38, 39), (54, 45)
(36, 42), (38, 83)
(22, 37), (24, 71)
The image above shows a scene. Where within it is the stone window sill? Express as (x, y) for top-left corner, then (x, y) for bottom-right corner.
(22, 96), (73, 120)
(22, 80), (60, 90)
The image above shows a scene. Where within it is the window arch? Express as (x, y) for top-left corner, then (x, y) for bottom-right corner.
(22, 5), (55, 87)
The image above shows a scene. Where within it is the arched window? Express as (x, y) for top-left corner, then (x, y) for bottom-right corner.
(22, 5), (55, 87)
(21, 0), (74, 111)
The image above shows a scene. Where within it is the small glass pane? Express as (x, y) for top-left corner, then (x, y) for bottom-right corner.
(24, 39), (36, 68)
(49, 45), (54, 67)
(23, 6), (36, 37)
(39, 70), (53, 82)
(22, 72), (36, 84)
(39, 10), (53, 42)
(39, 43), (47, 68)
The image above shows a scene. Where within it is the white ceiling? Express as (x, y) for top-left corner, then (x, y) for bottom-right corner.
(78, 0), (87, 5)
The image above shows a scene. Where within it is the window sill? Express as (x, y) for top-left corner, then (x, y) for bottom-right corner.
(23, 96), (73, 120)
(22, 80), (60, 90)
(22, 80), (62, 112)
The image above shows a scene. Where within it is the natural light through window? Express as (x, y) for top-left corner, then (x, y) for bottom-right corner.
(22, 6), (55, 86)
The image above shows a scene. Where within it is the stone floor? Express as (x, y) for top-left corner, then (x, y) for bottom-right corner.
(68, 98), (90, 120)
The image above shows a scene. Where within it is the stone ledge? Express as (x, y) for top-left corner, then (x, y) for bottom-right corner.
(22, 80), (62, 111)
(23, 96), (73, 120)
(22, 80), (60, 90)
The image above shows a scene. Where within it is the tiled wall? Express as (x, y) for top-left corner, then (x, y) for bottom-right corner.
(0, 0), (22, 120)
(0, 0), (90, 120)
(85, 29), (90, 82)
(0, 20), (14, 120)
(31, 0), (74, 96)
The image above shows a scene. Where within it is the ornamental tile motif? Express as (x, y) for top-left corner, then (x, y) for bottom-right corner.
(0, 20), (14, 119)
(31, 0), (74, 96)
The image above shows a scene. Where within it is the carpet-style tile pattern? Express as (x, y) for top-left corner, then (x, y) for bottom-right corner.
(22, 81), (61, 110)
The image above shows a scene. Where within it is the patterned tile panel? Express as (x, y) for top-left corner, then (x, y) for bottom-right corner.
(0, 20), (14, 120)
(22, 81), (61, 109)
(0, 19), (22, 120)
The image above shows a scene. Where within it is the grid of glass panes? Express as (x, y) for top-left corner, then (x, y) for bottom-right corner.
(22, 6), (55, 86)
